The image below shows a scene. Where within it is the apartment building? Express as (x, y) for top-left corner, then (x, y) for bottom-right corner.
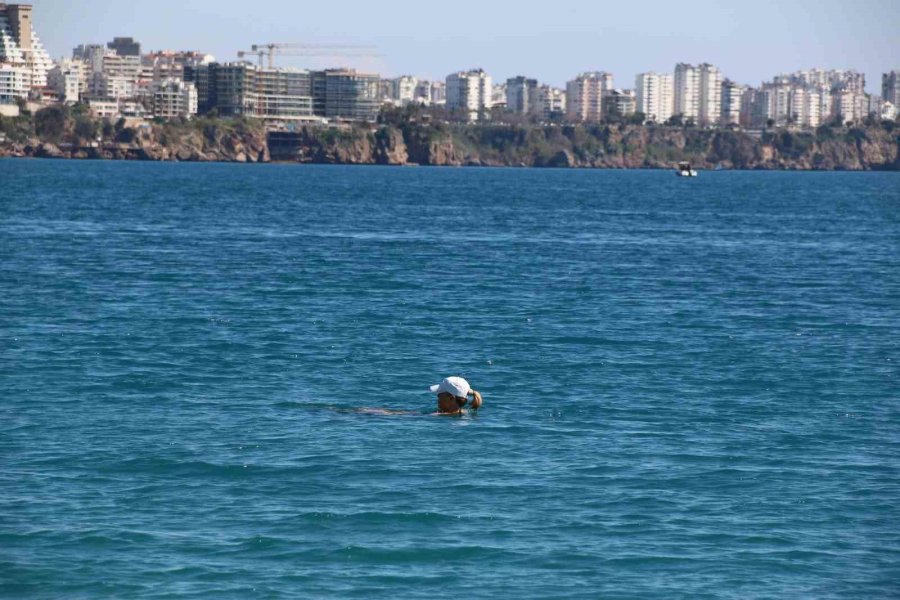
(882, 71), (900, 107)
(197, 62), (378, 122)
(674, 63), (723, 126)
(605, 89), (636, 117)
(46, 58), (86, 103)
(324, 69), (380, 121)
(673, 63), (700, 121)
(446, 69), (492, 121)
(150, 78), (197, 119)
(0, 2), (53, 96)
(107, 36), (141, 57)
(698, 63), (722, 125)
(720, 79), (743, 125)
(391, 75), (417, 106)
(635, 72), (673, 122)
(506, 76), (538, 115)
(537, 85), (565, 120)
(565, 71), (613, 122)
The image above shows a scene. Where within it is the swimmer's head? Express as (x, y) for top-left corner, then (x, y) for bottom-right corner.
(429, 376), (470, 400)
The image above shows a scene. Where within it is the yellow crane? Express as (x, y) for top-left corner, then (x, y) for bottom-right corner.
(237, 43), (380, 69)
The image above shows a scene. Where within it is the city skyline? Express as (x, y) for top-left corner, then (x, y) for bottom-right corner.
(24, 0), (900, 94)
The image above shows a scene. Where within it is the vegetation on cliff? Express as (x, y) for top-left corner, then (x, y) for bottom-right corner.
(0, 105), (268, 162)
(2, 102), (898, 170)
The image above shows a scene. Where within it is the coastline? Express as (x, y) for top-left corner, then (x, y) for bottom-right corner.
(2, 110), (898, 170)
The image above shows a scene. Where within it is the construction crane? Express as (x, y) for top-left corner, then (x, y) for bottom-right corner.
(237, 43), (380, 70)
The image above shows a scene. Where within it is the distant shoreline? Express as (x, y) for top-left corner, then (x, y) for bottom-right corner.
(2, 108), (898, 171)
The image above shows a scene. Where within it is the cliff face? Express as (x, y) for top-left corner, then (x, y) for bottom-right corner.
(269, 122), (900, 170)
(0, 109), (269, 163)
(2, 106), (899, 170)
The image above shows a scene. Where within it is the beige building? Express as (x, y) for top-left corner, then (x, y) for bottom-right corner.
(566, 71), (613, 122)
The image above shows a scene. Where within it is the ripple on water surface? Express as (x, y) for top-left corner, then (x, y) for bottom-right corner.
(1, 162), (898, 598)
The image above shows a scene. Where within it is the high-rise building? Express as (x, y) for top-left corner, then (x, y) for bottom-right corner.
(198, 62), (313, 120)
(698, 63), (722, 126)
(833, 89), (869, 124)
(673, 63), (700, 121)
(506, 76), (538, 115)
(674, 63), (723, 126)
(446, 69), (492, 121)
(0, 3), (53, 94)
(720, 79), (743, 126)
(635, 72), (673, 122)
(324, 69), (380, 121)
(791, 69), (865, 94)
(197, 62), (379, 122)
(107, 37), (141, 57)
(882, 71), (900, 108)
(565, 71), (613, 122)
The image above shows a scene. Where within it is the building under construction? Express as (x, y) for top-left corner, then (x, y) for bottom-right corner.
(197, 62), (380, 122)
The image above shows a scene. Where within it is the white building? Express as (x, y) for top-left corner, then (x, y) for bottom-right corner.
(392, 75), (417, 106)
(537, 85), (565, 120)
(47, 58), (87, 103)
(673, 63), (700, 122)
(566, 71), (613, 122)
(791, 69), (865, 94)
(491, 83), (506, 109)
(698, 63), (722, 126)
(635, 72), (673, 123)
(429, 81), (445, 105)
(833, 89), (869, 125)
(0, 64), (27, 113)
(0, 3), (53, 93)
(87, 98), (119, 118)
(88, 72), (135, 99)
(446, 69), (492, 121)
(674, 63), (723, 126)
(151, 78), (198, 119)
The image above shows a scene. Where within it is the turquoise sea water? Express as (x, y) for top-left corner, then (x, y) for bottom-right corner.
(1, 160), (899, 598)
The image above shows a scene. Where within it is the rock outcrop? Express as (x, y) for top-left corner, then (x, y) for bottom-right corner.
(2, 107), (898, 170)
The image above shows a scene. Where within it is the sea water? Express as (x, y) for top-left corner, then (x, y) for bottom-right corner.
(1, 160), (898, 598)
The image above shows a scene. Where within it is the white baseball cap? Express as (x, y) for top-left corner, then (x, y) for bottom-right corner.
(429, 376), (470, 398)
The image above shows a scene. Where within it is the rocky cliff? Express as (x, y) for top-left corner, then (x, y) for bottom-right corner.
(0, 107), (269, 163)
(2, 105), (898, 170)
(271, 121), (900, 170)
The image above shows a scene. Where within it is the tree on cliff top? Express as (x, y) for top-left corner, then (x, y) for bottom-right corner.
(34, 106), (69, 143)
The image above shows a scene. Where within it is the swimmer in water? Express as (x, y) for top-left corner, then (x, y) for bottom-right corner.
(429, 376), (483, 415)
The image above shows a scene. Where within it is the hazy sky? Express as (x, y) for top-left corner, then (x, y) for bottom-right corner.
(28, 0), (900, 93)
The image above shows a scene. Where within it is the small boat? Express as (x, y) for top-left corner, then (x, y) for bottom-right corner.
(676, 161), (698, 177)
